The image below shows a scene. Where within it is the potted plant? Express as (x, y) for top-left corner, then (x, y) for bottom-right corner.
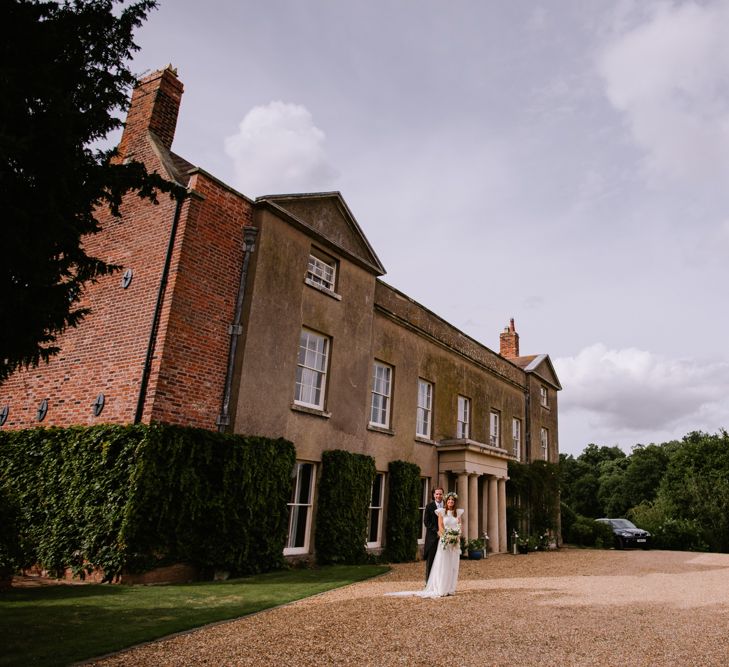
(515, 533), (530, 554)
(466, 538), (485, 560)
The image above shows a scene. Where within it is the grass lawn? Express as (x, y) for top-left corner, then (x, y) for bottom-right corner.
(0, 564), (388, 667)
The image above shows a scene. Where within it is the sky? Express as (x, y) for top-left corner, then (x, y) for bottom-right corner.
(124, 0), (729, 456)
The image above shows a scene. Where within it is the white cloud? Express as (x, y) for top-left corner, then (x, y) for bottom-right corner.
(555, 343), (729, 434)
(224, 101), (337, 196)
(598, 1), (729, 185)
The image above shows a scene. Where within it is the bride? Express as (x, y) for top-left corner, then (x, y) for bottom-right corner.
(387, 491), (464, 598)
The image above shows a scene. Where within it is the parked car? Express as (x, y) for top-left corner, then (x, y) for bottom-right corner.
(595, 518), (651, 550)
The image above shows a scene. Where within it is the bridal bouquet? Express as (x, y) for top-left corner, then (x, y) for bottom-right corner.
(440, 527), (461, 550)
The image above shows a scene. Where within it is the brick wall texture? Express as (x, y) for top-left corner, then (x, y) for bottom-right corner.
(0, 67), (253, 430)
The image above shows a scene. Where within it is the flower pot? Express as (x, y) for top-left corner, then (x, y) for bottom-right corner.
(517, 543), (529, 554)
(468, 550), (483, 560)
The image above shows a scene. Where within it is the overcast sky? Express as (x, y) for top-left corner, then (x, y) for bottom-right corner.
(127, 0), (729, 456)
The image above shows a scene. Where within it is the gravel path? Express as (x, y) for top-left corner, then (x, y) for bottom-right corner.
(90, 549), (729, 666)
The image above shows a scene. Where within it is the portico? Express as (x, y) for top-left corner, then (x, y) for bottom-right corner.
(437, 439), (511, 553)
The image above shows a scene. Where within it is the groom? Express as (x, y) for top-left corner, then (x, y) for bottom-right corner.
(423, 487), (444, 582)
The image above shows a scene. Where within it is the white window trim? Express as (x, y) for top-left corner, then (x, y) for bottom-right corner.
(369, 361), (393, 428)
(540, 385), (549, 408)
(294, 329), (329, 410)
(490, 410), (500, 448)
(457, 395), (470, 439)
(418, 477), (429, 544)
(284, 462), (315, 556)
(416, 379), (433, 438)
(541, 427), (549, 459)
(305, 250), (337, 293)
(367, 473), (385, 548)
(512, 418), (522, 459)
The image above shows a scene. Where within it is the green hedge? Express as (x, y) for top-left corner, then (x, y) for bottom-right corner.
(0, 424), (295, 578)
(384, 460), (421, 562)
(314, 449), (375, 565)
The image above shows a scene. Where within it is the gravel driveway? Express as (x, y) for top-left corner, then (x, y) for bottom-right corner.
(90, 549), (729, 666)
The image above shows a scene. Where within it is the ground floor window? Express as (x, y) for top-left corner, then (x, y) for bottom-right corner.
(418, 477), (429, 543)
(367, 473), (385, 547)
(285, 462), (315, 555)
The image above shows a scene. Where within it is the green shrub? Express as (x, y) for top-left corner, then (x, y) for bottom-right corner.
(314, 449), (375, 565)
(0, 424), (295, 578)
(562, 513), (612, 548)
(0, 484), (22, 578)
(384, 460), (421, 563)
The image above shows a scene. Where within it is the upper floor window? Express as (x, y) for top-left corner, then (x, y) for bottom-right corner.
(457, 395), (470, 439)
(489, 410), (500, 447)
(306, 249), (337, 293)
(540, 385), (549, 407)
(370, 361), (392, 427)
(512, 418), (522, 459)
(540, 427), (549, 459)
(294, 329), (329, 410)
(416, 379), (433, 438)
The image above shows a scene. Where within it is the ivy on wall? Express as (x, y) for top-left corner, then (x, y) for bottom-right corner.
(384, 460), (421, 563)
(314, 449), (375, 565)
(507, 459), (561, 539)
(0, 424), (295, 579)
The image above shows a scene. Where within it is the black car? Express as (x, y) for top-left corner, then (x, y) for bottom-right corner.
(596, 518), (651, 550)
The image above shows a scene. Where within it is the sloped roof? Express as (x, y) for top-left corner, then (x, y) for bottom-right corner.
(511, 353), (562, 390)
(256, 192), (386, 276)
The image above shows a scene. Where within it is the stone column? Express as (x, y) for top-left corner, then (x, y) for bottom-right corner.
(498, 477), (507, 553)
(468, 473), (478, 539)
(438, 472), (449, 494)
(487, 476), (499, 553)
(457, 472), (469, 538)
(481, 477), (489, 538)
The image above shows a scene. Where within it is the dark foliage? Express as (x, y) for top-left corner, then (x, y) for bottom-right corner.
(384, 460), (421, 563)
(507, 459), (560, 539)
(0, 0), (180, 382)
(314, 449), (375, 565)
(0, 424), (295, 578)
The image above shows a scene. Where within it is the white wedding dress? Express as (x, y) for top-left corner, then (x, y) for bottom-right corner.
(386, 508), (464, 599)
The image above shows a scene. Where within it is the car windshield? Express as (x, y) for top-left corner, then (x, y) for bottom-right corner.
(610, 519), (636, 529)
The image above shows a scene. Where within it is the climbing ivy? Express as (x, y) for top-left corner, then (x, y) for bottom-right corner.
(314, 449), (375, 565)
(384, 460), (421, 563)
(0, 424), (295, 579)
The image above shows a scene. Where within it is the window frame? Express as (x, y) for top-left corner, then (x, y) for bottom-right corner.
(540, 427), (549, 459)
(367, 472), (385, 548)
(294, 328), (330, 410)
(416, 379), (433, 438)
(418, 477), (429, 544)
(284, 462), (316, 556)
(457, 395), (470, 439)
(512, 418), (522, 459)
(369, 361), (393, 428)
(540, 385), (549, 408)
(305, 248), (338, 293)
(489, 410), (500, 448)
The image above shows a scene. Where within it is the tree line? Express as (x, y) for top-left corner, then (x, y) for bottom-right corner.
(560, 430), (729, 552)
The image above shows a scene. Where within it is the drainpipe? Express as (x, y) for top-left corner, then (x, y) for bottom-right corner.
(134, 190), (187, 424)
(217, 225), (258, 432)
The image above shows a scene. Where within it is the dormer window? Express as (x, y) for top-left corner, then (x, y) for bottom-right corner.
(306, 249), (337, 293)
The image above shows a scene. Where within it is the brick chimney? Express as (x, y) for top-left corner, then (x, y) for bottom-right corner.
(117, 65), (184, 160)
(499, 318), (520, 358)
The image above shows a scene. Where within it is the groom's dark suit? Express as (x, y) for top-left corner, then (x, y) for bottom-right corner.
(423, 500), (441, 582)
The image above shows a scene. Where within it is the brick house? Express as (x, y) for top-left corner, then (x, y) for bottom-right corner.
(0, 66), (561, 556)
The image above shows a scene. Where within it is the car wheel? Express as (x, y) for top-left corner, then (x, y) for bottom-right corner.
(615, 536), (624, 550)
